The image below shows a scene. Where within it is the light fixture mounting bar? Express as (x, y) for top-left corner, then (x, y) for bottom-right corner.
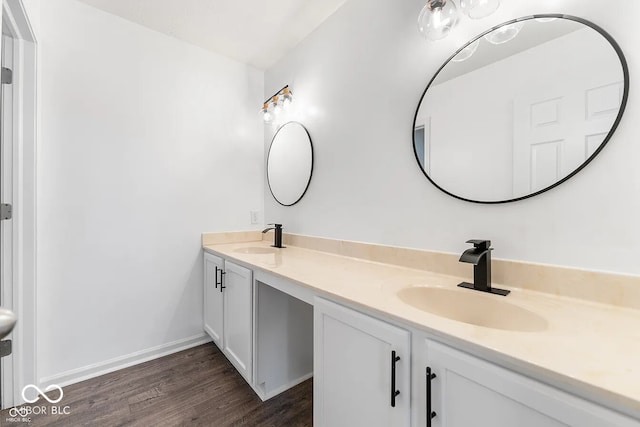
(264, 85), (290, 104)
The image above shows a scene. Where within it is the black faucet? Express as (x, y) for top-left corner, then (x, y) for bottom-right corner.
(262, 223), (285, 248)
(457, 240), (509, 296)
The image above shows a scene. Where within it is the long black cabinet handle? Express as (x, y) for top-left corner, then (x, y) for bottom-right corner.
(219, 270), (226, 292)
(426, 367), (437, 426)
(214, 266), (220, 288)
(391, 351), (401, 407)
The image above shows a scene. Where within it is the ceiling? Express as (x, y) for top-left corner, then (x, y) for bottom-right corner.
(76, 0), (348, 69)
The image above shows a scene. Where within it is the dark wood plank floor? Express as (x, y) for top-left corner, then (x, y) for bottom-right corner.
(1, 343), (312, 426)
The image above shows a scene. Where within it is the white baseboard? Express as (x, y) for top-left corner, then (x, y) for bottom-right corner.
(256, 371), (314, 402)
(39, 334), (212, 389)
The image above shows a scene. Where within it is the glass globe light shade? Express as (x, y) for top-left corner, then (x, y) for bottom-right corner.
(283, 97), (292, 108)
(418, 0), (460, 41)
(282, 87), (293, 110)
(272, 112), (285, 128)
(535, 17), (558, 23)
(262, 103), (273, 123)
(452, 39), (480, 62)
(459, 0), (500, 19)
(484, 21), (524, 45)
(270, 96), (282, 116)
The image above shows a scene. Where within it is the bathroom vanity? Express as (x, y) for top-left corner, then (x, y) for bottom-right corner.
(201, 9), (638, 427)
(202, 232), (640, 427)
(203, 250), (313, 400)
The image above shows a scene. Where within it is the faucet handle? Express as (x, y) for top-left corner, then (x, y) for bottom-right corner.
(466, 239), (491, 250)
(268, 223), (283, 228)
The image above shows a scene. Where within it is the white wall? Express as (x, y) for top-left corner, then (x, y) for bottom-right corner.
(265, 0), (640, 276)
(24, 0), (264, 384)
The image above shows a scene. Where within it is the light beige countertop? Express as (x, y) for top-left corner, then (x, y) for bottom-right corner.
(203, 237), (640, 419)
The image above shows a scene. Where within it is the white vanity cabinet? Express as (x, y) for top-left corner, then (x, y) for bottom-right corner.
(203, 253), (224, 348)
(222, 261), (253, 383)
(424, 339), (639, 427)
(203, 252), (253, 383)
(314, 298), (411, 427)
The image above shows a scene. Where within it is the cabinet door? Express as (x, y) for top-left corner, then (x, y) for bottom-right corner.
(426, 340), (639, 427)
(223, 260), (253, 383)
(203, 253), (224, 348)
(314, 298), (410, 427)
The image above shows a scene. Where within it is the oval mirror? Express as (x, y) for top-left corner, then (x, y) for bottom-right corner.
(267, 122), (314, 206)
(413, 15), (629, 203)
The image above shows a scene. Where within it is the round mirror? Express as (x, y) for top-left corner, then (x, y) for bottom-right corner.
(413, 15), (629, 203)
(267, 122), (314, 206)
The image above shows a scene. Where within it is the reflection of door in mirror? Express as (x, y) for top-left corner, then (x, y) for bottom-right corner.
(413, 119), (431, 175)
(512, 28), (623, 196)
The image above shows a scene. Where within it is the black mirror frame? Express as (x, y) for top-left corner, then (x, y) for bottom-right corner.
(266, 121), (315, 207)
(412, 14), (630, 204)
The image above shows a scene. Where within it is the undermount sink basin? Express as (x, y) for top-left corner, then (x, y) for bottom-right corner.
(233, 246), (278, 255)
(0, 307), (17, 340)
(397, 286), (547, 332)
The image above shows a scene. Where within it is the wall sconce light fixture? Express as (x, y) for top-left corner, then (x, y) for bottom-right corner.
(418, 0), (500, 41)
(261, 85), (293, 124)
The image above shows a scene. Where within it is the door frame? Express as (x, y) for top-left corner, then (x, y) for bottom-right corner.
(2, 24), (17, 409)
(0, 0), (37, 408)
